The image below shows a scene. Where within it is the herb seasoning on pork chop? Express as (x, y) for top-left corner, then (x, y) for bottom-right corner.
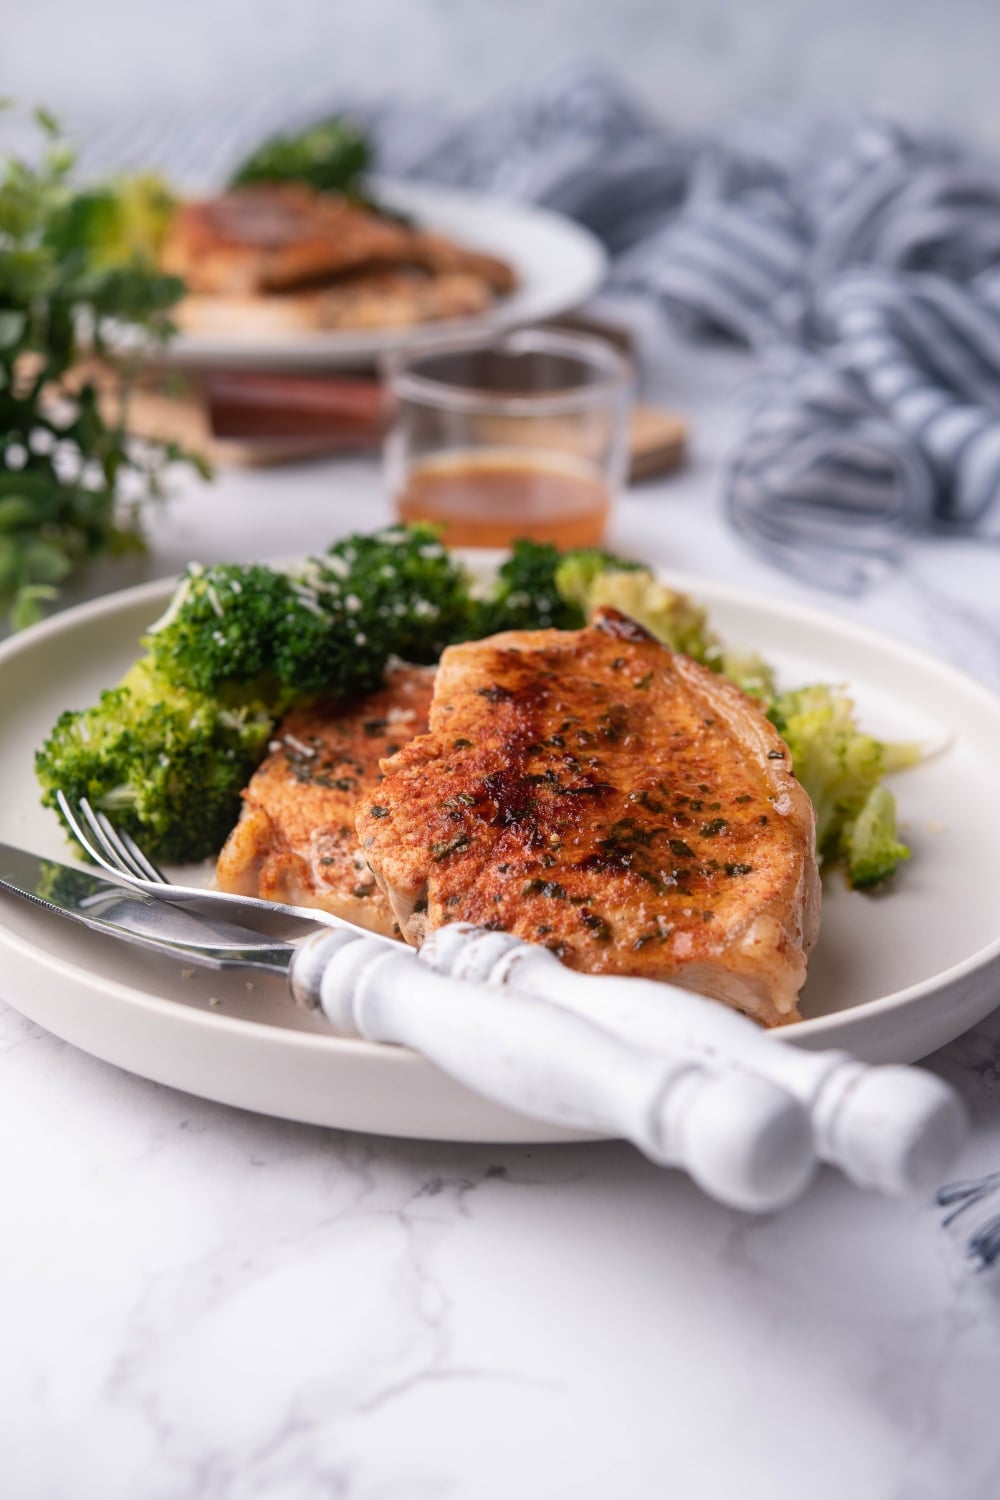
(216, 664), (434, 936)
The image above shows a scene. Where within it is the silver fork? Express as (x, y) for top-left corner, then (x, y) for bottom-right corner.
(55, 791), (345, 942)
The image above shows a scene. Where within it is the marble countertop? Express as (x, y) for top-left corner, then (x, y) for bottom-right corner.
(3, 328), (1000, 1500)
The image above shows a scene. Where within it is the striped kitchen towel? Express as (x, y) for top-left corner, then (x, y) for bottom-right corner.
(71, 68), (1000, 590)
(939, 1169), (1000, 1272)
(611, 111), (1000, 588)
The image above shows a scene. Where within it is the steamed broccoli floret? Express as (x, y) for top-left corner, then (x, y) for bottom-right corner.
(144, 530), (471, 712)
(318, 524), (472, 664)
(552, 548), (644, 612)
(471, 540), (587, 635)
(35, 659), (274, 864)
(143, 562), (356, 710)
(844, 785), (912, 890)
(468, 540), (641, 637)
(767, 684), (918, 887)
(564, 564), (711, 656)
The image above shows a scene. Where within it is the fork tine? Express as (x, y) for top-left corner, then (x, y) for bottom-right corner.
(84, 801), (154, 882)
(55, 787), (341, 941)
(78, 797), (169, 884)
(59, 791), (149, 884)
(54, 790), (125, 878)
(115, 824), (168, 885)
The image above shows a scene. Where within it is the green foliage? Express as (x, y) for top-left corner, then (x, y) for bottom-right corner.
(229, 116), (372, 196)
(35, 657), (274, 864)
(51, 172), (176, 270)
(0, 107), (197, 629)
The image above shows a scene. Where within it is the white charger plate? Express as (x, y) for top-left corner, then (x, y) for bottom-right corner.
(1, 572), (999, 1141)
(147, 179), (608, 370)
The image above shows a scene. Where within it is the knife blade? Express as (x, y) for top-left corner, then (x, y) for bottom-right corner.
(0, 839), (817, 1213)
(0, 841), (295, 969)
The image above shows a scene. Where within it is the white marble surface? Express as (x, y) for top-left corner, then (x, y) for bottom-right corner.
(3, 325), (1000, 1499)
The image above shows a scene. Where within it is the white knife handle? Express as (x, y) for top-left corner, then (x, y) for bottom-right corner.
(418, 925), (968, 1196)
(289, 927), (816, 1213)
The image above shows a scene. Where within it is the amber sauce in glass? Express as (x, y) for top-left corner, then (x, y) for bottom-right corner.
(395, 450), (611, 549)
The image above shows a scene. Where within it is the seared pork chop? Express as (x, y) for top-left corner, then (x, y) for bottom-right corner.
(216, 664), (434, 935)
(161, 185), (415, 294)
(161, 184), (517, 304)
(357, 610), (821, 1026)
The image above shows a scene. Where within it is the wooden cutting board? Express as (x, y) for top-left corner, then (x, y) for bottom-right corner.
(86, 363), (689, 480)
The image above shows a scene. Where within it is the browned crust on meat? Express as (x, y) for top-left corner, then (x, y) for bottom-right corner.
(161, 184), (518, 327)
(215, 665), (434, 934)
(161, 186), (416, 294)
(356, 610), (821, 1026)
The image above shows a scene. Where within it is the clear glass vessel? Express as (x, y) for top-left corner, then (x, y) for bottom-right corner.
(384, 328), (632, 550)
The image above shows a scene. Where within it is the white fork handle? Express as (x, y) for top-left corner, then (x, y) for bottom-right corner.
(288, 927), (816, 1213)
(418, 925), (968, 1196)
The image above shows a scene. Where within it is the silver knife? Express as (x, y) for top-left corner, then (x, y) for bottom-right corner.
(0, 841), (303, 965)
(0, 840), (817, 1213)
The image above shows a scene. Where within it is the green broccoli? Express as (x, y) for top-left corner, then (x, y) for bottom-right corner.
(559, 561), (710, 656)
(470, 540), (587, 635)
(553, 549), (643, 616)
(317, 523), (473, 664)
(766, 684), (918, 888)
(143, 561), (366, 710)
(843, 784), (912, 890)
(466, 540), (641, 638)
(35, 658), (274, 863)
(145, 528), (475, 710)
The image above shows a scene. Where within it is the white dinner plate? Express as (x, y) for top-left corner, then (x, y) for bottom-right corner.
(145, 179), (608, 370)
(1, 572), (999, 1141)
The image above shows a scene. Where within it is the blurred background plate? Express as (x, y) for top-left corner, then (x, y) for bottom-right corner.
(138, 179), (608, 370)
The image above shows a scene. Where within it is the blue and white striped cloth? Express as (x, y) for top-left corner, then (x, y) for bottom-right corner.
(611, 113), (1000, 588)
(75, 68), (1000, 590)
(939, 1169), (1000, 1273)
